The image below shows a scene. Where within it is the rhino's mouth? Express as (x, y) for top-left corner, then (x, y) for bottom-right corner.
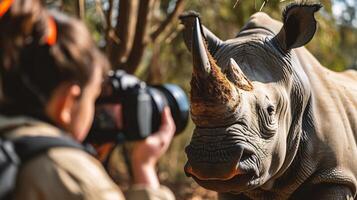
(185, 160), (262, 193)
(184, 144), (262, 192)
(190, 172), (260, 193)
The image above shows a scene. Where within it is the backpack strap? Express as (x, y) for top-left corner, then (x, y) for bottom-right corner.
(12, 136), (88, 163)
(0, 136), (91, 200)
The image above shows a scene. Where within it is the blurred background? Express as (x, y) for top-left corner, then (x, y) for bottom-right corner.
(45, 0), (357, 199)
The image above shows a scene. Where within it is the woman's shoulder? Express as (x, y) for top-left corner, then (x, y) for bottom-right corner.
(48, 147), (109, 180)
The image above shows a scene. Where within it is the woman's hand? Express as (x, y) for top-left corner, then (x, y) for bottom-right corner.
(130, 107), (176, 188)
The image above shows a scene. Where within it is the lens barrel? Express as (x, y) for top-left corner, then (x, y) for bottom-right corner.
(152, 84), (189, 134)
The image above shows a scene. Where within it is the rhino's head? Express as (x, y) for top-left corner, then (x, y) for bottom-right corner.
(181, 3), (321, 193)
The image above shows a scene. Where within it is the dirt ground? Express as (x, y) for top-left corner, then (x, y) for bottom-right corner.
(112, 169), (217, 200)
(163, 180), (217, 200)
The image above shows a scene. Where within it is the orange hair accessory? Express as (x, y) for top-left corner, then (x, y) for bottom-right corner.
(0, 0), (14, 18)
(45, 17), (57, 46)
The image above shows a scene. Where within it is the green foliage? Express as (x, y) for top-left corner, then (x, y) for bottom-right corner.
(50, 0), (356, 76)
(160, 0), (356, 82)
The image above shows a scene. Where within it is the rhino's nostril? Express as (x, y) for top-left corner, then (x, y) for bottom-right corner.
(240, 149), (253, 162)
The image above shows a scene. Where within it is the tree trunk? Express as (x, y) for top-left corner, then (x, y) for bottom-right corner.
(105, 0), (185, 74)
(75, 0), (85, 19)
(124, 0), (155, 74)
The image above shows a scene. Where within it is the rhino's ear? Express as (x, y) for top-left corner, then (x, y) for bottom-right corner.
(275, 3), (322, 51)
(180, 11), (223, 55)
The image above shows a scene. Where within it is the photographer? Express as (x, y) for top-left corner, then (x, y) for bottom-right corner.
(0, 0), (175, 199)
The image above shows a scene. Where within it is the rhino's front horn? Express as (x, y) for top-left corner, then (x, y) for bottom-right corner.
(180, 11), (223, 56)
(188, 19), (241, 127)
(192, 17), (211, 76)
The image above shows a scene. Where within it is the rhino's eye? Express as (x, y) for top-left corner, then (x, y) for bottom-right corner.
(267, 105), (275, 116)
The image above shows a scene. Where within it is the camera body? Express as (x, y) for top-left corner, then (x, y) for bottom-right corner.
(86, 70), (189, 144)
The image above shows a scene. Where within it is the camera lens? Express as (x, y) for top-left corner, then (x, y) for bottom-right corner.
(151, 84), (189, 135)
(87, 70), (190, 144)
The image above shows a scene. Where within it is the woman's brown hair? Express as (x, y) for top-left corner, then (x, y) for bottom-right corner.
(0, 0), (109, 113)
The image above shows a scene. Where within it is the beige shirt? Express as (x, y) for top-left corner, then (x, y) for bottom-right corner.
(0, 115), (175, 200)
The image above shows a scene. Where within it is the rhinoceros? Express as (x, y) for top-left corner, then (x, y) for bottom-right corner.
(180, 3), (357, 199)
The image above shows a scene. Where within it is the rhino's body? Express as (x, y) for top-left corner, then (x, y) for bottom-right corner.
(181, 4), (357, 199)
(219, 14), (357, 199)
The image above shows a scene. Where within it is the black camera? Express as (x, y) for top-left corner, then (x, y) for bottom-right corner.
(85, 70), (189, 144)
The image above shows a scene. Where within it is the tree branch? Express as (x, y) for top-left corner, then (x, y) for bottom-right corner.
(124, 0), (155, 74)
(75, 0), (85, 19)
(109, 0), (139, 68)
(105, 0), (114, 29)
(95, 0), (106, 24)
(104, 0), (114, 54)
(150, 0), (185, 42)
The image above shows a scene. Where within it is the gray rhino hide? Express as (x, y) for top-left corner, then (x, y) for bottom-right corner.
(181, 3), (357, 200)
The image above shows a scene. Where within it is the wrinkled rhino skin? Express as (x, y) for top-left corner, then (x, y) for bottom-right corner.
(181, 3), (357, 200)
